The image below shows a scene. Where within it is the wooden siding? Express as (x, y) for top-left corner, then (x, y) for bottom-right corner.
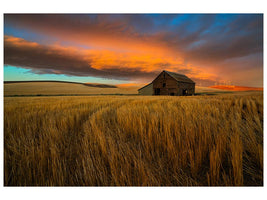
(152, 71), (195, 96)
(176, 82), (195, 96)
(153, 71), (178, 95)
(138, 83), (153, 95)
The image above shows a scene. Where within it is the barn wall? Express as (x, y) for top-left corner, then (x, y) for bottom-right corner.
(152, 71), (195, 96)
(177, 82), (195, 96)
(138, 83), (153, 95)
(153, 71), (179, 95)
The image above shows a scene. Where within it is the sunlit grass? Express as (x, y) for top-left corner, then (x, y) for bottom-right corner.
(4, 94), (263, 186)
(4, 82), (139, 96)
(4, 81), (235, 96)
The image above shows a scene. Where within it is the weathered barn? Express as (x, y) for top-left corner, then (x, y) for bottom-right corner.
(138, 70), (195, 96)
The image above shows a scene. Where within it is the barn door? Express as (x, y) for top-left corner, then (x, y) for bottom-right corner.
(154, 88), (160, 95)
(182, 89), (188, 96)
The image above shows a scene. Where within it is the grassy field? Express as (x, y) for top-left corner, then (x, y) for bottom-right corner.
(4, 81), (139, 96)
(4, 93), (263, 186)
(4, 81), (232, 96)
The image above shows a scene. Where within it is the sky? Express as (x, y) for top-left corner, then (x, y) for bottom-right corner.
(4, 14), (263, 87)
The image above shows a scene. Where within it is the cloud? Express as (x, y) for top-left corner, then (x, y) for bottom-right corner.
(157, 14), (263, 65)
(4, 14), (263, 86)
(5, 14), (262, 63)
(5, 35), (199, 83)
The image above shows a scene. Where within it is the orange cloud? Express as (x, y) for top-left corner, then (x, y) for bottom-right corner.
(4, 35), (220, 85)
(4, 14), (263, 87)
(116, 83), (145, 88)
(4, 35), (39, 48)
(210, 85), (263, 91)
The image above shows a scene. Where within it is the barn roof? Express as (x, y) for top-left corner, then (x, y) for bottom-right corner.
(138, 70), (195, 91)
(164, 70), (195, 84)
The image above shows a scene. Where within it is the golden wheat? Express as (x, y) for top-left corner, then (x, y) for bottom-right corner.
(4, 94), (263, 186)
(4, 82), (234, 96)
(4, 82), (139, 96)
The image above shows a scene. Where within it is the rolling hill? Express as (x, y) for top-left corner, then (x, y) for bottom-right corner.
(4, 81), (138, 96)
(4, 81), (262, 97)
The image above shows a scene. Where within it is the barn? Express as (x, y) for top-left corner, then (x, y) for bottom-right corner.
(138, 70), (195, 96)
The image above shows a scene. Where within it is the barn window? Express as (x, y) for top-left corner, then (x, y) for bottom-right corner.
(163, 83), (166, 87)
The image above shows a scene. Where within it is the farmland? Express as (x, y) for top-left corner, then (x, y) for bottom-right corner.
(4, 81), (237, 96)
(4, 81), (139, 96)
(4, 92), (263, 186)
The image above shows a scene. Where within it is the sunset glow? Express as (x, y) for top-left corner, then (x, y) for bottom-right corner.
(210, 85), (263, 91)
(4, 14), (263, 87)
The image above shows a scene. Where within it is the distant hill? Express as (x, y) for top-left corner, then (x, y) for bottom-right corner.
(4, 80), (82, 84)
(5, 81), (262, 97)
(4, 81), (138, 96)
(210, 85), (263, 91)
(4, 80), (118, 88)
(83, 83), (117, 88)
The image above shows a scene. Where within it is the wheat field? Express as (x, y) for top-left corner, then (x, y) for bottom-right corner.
(4, 82), (139, 96)
(4, 82), (231, 96)
(4, 94), (263, 186)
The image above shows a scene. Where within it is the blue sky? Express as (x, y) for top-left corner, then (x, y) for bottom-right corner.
(4, 66), (129, 84)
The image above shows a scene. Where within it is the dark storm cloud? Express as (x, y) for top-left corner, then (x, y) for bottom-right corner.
(157, 14), (263, 64)
(4, 36), (159, 81)
(4, 14), (263, 63)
